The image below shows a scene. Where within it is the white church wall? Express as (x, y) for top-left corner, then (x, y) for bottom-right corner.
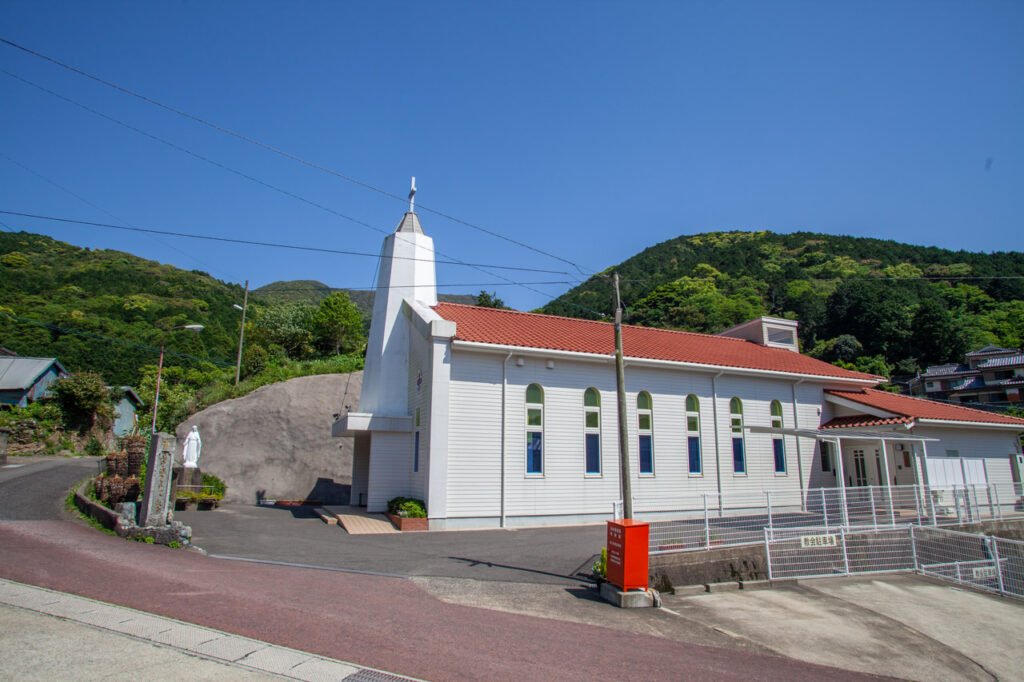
(445, 348), (840, 523)
(366, 431), (413, 513)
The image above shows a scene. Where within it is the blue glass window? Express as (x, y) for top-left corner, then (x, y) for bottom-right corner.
(527, 432), (543, 474)
(639, 435), (653, 474)
(413, 431), (420, 472)
(732, 438), (746, 474)
(688, 436), (701, 474)
(773, 438), (785, 474)
(585, 433), (600, 474)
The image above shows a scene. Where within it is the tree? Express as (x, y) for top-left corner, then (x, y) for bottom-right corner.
(312, 292), (365, 355)
(51, 371), (111, 432)
(249, 303), (316, 359)
(911, 297), (967, 366)
(475, 291), (508, 309)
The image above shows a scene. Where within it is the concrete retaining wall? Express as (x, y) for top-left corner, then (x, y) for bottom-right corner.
(649, 544), (768, 591)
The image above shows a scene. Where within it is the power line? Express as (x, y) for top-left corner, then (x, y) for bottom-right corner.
(1, 70), (585, 302)
(0, 37), (592, 275)
(0, 210), (574, 274)
(0, 150), (237, 281)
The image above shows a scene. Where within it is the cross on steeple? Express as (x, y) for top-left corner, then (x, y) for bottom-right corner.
(408, 176), (417, 213)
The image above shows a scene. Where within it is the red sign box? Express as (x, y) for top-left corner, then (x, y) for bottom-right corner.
(606, 519), (649, 591)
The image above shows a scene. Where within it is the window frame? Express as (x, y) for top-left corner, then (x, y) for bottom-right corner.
(584, 387), (602, 476)
(637, 391), (654, 476)
(525, 383), (544, 476)
(730, 397), (746, 475)
(685, 394), (702, 476)
(770, 399), (787, 475)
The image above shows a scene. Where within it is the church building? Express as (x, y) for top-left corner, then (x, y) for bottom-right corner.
(334, 198), (1024, 529)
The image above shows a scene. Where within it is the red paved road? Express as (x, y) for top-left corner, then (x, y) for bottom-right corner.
(0, 520), (885, 681)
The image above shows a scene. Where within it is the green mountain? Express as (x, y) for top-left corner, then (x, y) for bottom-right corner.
(253, 280), (477, 316)
(0, 231), (247, 386)
(540, 231), (1024, 377)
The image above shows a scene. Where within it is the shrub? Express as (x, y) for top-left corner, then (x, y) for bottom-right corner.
(387, 496), (426, 518)
(84, 435), (106, 457)
(593, 547), (607, 579)
(52, 372), (111, 432)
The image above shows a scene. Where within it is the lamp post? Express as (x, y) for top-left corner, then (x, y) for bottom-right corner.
(233, 280), (248, 385)
(150, 324), (204, 434)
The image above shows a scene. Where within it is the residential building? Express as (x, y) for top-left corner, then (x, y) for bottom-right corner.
(0, 357), (69, 408)
(908, 345), (1024, 405)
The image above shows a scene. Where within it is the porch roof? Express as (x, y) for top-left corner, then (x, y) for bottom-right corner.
(746, 425), (938, 442)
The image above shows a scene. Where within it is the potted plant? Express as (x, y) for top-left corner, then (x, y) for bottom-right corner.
(386, 496), (428, 531)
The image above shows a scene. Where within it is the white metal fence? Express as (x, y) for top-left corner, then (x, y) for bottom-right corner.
(764, 525), (1024, 600)
(644, 482), (1024, 554)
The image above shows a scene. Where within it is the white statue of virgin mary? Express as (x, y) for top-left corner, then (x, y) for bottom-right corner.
(182, 425), (202, 468)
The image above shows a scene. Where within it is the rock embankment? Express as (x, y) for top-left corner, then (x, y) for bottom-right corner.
(175, 372), (361, 505)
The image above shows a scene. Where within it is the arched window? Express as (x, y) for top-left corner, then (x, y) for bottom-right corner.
(637, 391), (654, 474)
(526, 383), (544, 475)
(686, 394), (701, 475)
(730, 397), (745, 474)
(584, 388), (601, 475)
(770, 400), (786, 474)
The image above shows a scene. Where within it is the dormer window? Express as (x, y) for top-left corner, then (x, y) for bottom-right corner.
(766, 327), (795, 346)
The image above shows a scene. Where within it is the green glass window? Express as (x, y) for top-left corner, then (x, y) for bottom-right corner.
(637, 391), (651, 410)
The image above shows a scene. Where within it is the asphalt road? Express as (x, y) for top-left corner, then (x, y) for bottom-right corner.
(177, 503), (607, 585)
(0, 457), (883, 681)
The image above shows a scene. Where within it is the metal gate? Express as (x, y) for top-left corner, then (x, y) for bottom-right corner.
(765, 525), (1024, 600)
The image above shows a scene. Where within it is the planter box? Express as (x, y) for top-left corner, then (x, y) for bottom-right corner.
(388, 513), (428, 531)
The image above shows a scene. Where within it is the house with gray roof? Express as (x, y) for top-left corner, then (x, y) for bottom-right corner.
(908, 345), (1024, 406)
(0, 357), (70, 407)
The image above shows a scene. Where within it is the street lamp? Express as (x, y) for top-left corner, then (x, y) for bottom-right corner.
(150, 324), (204, 434)
(233, 280), (249, 385)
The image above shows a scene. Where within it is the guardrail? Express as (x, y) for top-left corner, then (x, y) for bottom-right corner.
(645, 483), (1023, 554)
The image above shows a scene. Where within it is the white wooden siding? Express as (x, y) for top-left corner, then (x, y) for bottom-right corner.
(366, 431), (413, 512)
(446, 349), (836, 519)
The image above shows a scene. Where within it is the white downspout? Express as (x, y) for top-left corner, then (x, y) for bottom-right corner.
(500, 351), (513, 528)
(711, 370), (725, 512)
(791, 379), (806, 510)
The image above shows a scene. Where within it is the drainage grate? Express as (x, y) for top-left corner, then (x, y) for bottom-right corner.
(344, 668), (417, 682)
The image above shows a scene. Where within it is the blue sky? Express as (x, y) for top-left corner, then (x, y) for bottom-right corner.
(2, 1), (1022, 312)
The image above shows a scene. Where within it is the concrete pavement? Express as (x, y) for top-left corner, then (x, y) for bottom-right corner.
(0, 578), (418, 681)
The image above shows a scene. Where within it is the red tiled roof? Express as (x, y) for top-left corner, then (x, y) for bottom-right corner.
(821, 415), (915, 429)
(826, 388), (1024, 426)
(433, 303), (882, 381)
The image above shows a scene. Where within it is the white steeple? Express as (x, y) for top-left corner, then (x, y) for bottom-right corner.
(359, 179), (438, 415)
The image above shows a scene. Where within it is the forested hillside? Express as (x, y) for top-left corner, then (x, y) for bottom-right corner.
(0, 231), (244, 385)
(253, 280), (476, 314)
(0, 231), (375, 430)
(540, 231), (1024, 377)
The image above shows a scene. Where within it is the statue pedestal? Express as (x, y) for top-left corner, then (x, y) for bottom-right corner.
(171, 466), (202, 502)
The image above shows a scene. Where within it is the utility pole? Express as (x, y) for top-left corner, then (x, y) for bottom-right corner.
(614, 272), (633, 519)
(234, 280), (249, 385)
